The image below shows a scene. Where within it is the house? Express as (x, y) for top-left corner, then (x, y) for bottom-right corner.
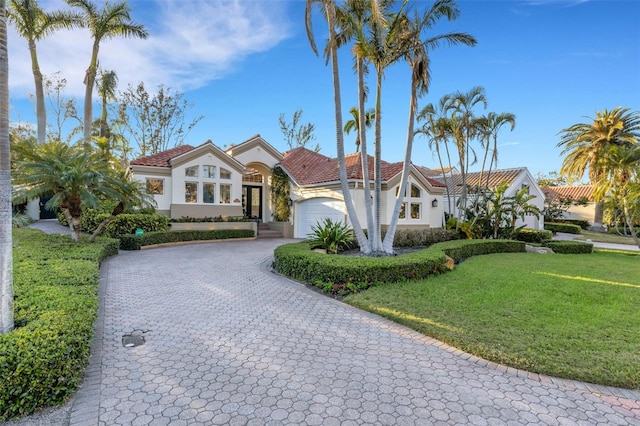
(130, 135), (447, 238)
(541, 185), (595, 224)
(429, 167), (545, 230)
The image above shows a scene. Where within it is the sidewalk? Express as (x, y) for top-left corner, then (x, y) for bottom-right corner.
(554, 232), (639, 252)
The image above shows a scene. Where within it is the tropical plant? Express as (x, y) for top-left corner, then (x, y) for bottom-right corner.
(66, 0), (148, 147)
(8, 0), (81, 144)
(343, 106), (374, 152)
(557, 107), (640, 229)
(12, 141), (153, 242)
(0, 0), (13, 334)
(476, 111), (516, 196)
(307, 217), (355, 254)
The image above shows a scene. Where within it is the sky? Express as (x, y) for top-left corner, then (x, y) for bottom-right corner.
(7, 0), (640, 179)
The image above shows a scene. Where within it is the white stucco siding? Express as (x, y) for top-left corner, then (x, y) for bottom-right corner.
(511, 173), (545, 230)
(386, 177), (442, 228)
(233, 147), (279, 170)
(133, 173), (173, 211)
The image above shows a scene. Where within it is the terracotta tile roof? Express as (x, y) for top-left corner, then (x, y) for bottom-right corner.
(435, 167), (527, 195)
(280, 148), (444, 187)
(130, 145), (195, 167)
(542, 185), (594, 202)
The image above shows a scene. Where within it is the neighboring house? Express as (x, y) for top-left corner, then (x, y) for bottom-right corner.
(541, 185), (595, 224)
(130, 135), (447, 239)
(431, 167), (545, 230)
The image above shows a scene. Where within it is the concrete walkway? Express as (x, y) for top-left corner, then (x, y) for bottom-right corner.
(553, 232), (640, 252)
(4, 235), (640, 425)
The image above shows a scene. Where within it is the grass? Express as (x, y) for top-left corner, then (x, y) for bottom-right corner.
(573, 229), (637, 245)
(344, 250), (640, 390)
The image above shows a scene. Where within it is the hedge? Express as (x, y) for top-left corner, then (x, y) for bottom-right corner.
(557, 218), (591, 230)
(513, 228), (554, 243)
(118, 229), (255, 250)
(381, 227), (458, 247)
(273, 239), (526, 295)
(59, 209), (170, 237)
(1, 229), (119, 420)
(544, 222), (582, 234)
(542, 240), (594, 254)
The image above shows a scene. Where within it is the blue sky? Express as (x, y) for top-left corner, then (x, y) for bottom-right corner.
(8, 0), (640, 178)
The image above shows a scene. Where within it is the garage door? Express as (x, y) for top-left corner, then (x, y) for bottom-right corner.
(296, 198), (348, 239)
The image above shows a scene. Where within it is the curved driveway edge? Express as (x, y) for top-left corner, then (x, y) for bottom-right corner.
(5, 238), (639, 425)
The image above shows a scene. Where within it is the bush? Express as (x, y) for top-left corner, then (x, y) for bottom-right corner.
(170, 216), (252, 223)
(381, 227), (458, 247)
(11, 213), (33, 228)
(544, 222), (582, 234)
(273, 239), (526, 296)
(118, 229), (255, 250)
(542, 240), (593, 254)
(0, 229), (118, 420)
(558, 219), (590, 230)
(307, 218), (355, 254)
(100, 213), (169, 237)
(513, 228), (553, 243)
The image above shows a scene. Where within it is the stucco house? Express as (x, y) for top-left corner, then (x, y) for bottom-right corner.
(541, 184), (595, 224)
(425, 167), (545, 230)
(130, 135), (447, 238)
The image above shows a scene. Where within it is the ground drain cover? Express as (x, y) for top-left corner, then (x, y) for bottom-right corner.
(122, 334), (146, 348)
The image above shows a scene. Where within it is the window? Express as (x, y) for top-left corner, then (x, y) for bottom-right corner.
(185, 166), (198, 177)
(146, 178), (164, 195)
(521, 183), (530, 195)
(203, 183), (215, 203)
(220, 184), (231, 204)
(220, 168), (232, 179)
(399, 202), (406, 219)
(411, 203), (421, 219)
(411, 184), (421, 198)
(203, 165), (216, 179)
(243, 168), (263, 183)
(185, 182), (198, 203)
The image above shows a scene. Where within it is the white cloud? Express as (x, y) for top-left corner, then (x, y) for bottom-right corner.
(8, 0), (291, 100)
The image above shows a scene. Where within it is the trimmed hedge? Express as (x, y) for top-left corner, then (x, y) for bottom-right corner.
(382, 227), (458, 247)
(1, 229), (119, 420)
(513, 228), (554, 243)
(558, 218), (590, 230)
(59, 209), (170, 237)
(542, 240), (594, 254)
(273, 239), (526, 295)
(118, 229), (255, 250)
(544, 222), (582, 234)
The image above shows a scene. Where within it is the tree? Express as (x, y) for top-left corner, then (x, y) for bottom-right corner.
(343, 106), (374, 152)
(557, 107), (640, 230)
(118, 82), (203, 156)
(536, 171), (568, 187)
(1, 0), (13, 333)
(12, 141), (146, 242)
(8, 0), (80, 144)
(476, 111), (515, 194)
(66, 0), (148, 147)
(43, 71), (81, 143)
(278, 108), (318, 151)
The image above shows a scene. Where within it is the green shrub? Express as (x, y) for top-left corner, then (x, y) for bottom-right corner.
(381, 227), (458, 247)
(558, 218), (590, 230)
(273, 239), (526, 296)
(0, 229), (118, 420)
(118, 229), (255, 250)
(542, 240), (594, 254)
(100, 213), (169, 237)
(513, 228), (554, 243)
(544, 222), (582, 234)
(170, 216), (252, 223)
(11, 213), (33, 228)
(307, 218), (355, 254)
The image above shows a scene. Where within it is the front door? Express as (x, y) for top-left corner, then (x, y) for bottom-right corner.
(242, 186), (262, 221)
(39, 195), (57, 219)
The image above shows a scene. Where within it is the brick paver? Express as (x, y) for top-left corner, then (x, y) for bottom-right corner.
(6, 237), (640, 425)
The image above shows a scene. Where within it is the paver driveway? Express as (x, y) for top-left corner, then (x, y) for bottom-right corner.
(61, 239), (640, 424)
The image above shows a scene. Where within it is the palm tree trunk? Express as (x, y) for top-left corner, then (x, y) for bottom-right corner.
(591, 200), (605, 231)
(356, 57), (373, 252)
(29, 40), (46, 145)
(372, 70), (383, 252)
(83, 42), (100, 148)
(0, 0), (14, 333)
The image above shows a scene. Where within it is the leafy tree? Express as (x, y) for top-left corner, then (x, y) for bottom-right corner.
(1, 0), (13, 333)
(8, 0), (81, 144)
(42, 71), (81, 143)
(557, 107), (640, 229)
(536, 171), (568, 187)
(12, 141), (151, 242)
(66, 0), (148, 147)
(279, 109), (318, 152)
(117, 82), (203, 156)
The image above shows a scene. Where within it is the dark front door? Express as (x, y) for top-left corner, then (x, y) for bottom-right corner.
(242, 186), (262, 221)
(39, 195), (57, 219)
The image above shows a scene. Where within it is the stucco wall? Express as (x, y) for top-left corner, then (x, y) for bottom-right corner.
(170, 204), (243, 219)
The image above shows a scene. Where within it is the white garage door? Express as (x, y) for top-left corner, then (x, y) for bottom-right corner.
(296, 198), (347, 238)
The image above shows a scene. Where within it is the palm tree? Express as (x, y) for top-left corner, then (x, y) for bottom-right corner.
(343, 106), (374, 152)
(306, 0), (371, 253)
(66, 0), (147, 147)
(8, 0), (81, 144)
(97, 68), (117, 139)
(383, 0), (476, 253)
(0, 0), (14, 333)
(12, 141), (143, 242)
(557, 107), (640, 229)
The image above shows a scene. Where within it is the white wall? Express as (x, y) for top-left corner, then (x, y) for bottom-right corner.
(133, 173), (173, 211)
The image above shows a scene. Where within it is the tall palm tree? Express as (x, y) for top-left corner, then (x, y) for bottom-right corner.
(475, 111), (515, 202)
(343, 106), (374, 152)
(383, 0), (476, 253)
(306, 0), (370, 253)
(0, 0), (14, 333)
(66, 0), (147, 147)
(8, 0), (81, 144)
(97, 68), (117, 140)
(557, 107), (640, 229)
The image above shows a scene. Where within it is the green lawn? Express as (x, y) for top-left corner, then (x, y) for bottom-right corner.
(345, 250), (640, 390)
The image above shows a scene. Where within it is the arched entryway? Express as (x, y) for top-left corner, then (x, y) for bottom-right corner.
(242, 163), (272, 222)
